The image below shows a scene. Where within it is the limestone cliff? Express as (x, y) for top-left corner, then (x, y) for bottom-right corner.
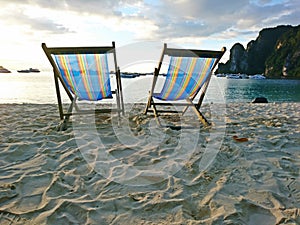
(217, 25), (300, 78)
(0, 66), (11, 73)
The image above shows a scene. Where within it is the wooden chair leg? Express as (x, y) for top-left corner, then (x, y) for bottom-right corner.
(150, 99), (162, 126)
(115, 89), (121, 118)
(144, 95), (162, 126)
(186, 99), (210, 126)
(144, 92), (152, 115)
(58, 97), (77, 131)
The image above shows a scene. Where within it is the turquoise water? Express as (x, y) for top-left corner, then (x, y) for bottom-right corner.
(219, 78), (300, 103)
(0, 72), (299, 104)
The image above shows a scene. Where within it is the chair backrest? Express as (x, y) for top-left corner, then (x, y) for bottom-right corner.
(42, 42), (119, 101)
(154, 45), (226, 101)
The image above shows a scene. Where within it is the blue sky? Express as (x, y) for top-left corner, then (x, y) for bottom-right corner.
(0, 0), (299, 70)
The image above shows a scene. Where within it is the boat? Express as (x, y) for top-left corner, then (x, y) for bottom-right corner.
(28, 68), (40, 72)
(17, 68), (40, 73)
(226, 74), (249, 79)
(17, 69), (30, 73)
(240, 74), (249, 79)
(215, 73), (226, 77)
(120, 73), (139, 78)
(226, 74), (242, 79)
(249, 74), (266, 79)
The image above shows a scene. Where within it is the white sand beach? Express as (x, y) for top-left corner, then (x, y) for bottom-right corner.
(0, 103), (299, 224)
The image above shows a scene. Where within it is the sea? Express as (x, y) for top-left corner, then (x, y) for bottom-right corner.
(0, 71), (300, 104)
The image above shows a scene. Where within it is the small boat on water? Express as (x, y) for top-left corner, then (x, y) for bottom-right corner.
(215, 73), (226, 77)
(120, 72), (140, 78)
(226, 74), (249, 79)
(249, 74), (266, 79)
(17, 68), (40, 73)
(226, 74), (242, 79)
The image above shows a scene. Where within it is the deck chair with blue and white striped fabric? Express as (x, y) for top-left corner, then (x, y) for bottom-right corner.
(42, 42), (124, 130)
(144, 43), (226, 126)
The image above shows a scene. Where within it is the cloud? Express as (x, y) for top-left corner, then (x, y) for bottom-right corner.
(0, 0), (140, 15)
(0, 3), (73, 34)
(146, 0), (300, 40)
(16, 15), (72, 34)
(0, 0), (299, 42)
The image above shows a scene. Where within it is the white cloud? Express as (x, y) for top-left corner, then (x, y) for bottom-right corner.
(0, 0), (299, 41)
(0, 0), (299, 68)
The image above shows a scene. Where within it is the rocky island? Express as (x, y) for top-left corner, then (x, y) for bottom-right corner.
(217, 25), (300, 79)
(0, 66), (11, 73)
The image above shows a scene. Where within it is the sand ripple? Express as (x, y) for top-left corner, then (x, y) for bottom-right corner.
(0, 103), (299, 224)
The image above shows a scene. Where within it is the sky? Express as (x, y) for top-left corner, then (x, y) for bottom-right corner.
(0, 0), (299, 71)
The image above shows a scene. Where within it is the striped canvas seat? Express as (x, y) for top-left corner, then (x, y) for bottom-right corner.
(145, 43), (226, 127)
(54, 54), (112, 101)
(153, 57), (216, 101)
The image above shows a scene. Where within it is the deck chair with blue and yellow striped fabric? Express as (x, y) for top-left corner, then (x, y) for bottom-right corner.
(144, 43), (226, 126)
(42, 42), (124, 130)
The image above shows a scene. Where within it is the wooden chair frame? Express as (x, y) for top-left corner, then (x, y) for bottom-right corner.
(144, 43), (226, 127)
(42, 42), (124, 130)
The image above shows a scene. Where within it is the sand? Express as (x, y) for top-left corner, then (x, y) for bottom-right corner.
(0, 102), (299, 224)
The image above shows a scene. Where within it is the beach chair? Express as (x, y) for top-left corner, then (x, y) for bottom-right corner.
(144, 43), (226, 127)
(42, 42), (124, 130)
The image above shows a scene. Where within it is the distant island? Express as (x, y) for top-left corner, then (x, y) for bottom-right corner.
(0, 66), (11, 73)
(17, 68), (40, 73)
(216, 25), (300, 78)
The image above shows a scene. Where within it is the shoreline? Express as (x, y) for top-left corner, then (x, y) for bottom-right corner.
(0, 103), (299, 224)
(1, 73), (300, 104)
